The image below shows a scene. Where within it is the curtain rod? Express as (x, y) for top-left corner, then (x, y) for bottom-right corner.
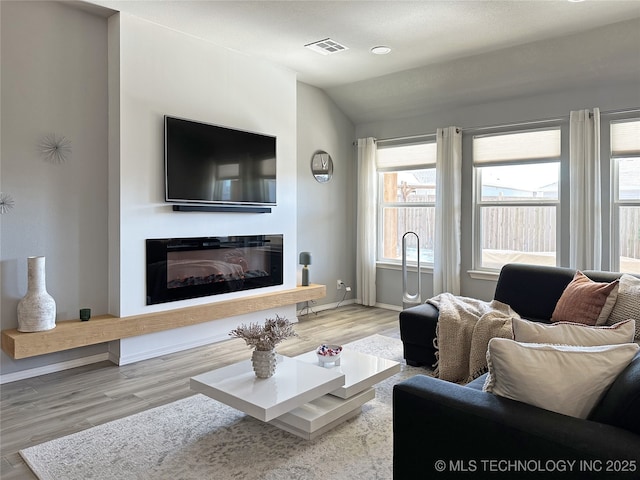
(464, 107), (639, 133)
(377, 133), (437, 144)
(354, 107), (640, 145)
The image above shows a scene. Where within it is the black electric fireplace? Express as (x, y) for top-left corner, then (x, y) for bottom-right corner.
(146, 235), (283, 305)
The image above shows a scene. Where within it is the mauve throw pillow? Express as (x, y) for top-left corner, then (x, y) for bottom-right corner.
(551, 271), (619, 326)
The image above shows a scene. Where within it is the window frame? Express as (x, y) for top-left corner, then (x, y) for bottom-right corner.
(376, 138), (437, 267)
(609, 117), (640, 273)
(472, 125), (563, 272)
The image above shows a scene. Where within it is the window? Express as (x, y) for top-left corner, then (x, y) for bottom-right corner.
(473, 128), (562, 270)
(611, 119), (640, 273)
(377, 141), (436, 265)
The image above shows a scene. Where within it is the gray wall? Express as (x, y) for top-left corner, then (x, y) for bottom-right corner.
(296, 83), (356, 308)
(358, 80), (640, 307)
(355, 19), (640, 308)
(1, 1), (110, 375)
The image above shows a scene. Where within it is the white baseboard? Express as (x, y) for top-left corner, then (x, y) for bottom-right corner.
(110, 300), (362, 365)
(110, 331), (232, 366)
(0, 353), (111, 384)
(110, 306), (298, 366)
(296, 300), (402, 316)
(375, 302), (402, 312)
(296, 298), (357, 317)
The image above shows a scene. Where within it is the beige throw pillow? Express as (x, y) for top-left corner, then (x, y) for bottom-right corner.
(606, 274), (640, 341)
(597, 282), (620, 325)
(551, 271), (619, 326)
(483, 338), (639, 419)
(512, 317), (636, 346)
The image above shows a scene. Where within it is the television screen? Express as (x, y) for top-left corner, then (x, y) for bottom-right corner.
(165, 116), (276, 205)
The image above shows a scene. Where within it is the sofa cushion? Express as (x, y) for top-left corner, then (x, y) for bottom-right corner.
(483, 338), (639, 419)
(512, 317), (635, 346)
(493, 264), (576, 321)
(465, 373), (487, 391)
(606, 274), (640, 341)
(551, 271), (619, 325)
(588, 352), (640, 435)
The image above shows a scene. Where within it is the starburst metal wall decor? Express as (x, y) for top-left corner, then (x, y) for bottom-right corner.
(0, 192), (15, 214)
(40, 133), (71, 164)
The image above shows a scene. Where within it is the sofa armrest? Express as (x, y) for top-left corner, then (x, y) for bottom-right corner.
(393, 375), (640, 480)
(398, 303), (439, 366)
(399, 303), (438, 343)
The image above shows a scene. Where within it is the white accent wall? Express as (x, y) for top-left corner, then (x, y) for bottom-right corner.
(108, 13), (298, 363)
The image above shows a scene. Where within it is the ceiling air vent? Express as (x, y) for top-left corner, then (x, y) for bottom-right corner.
(304, 38), (349, 55)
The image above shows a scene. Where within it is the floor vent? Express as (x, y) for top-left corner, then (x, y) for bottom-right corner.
(304, 38), (349, 55)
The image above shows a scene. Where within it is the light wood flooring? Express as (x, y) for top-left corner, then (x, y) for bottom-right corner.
(0, 304), (401, 480)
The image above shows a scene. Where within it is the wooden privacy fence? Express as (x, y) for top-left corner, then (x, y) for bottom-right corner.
(620, 207), (640, 259)
(393, 206), (556, 255)
(392, 205), (640, 260)
(392, 207), (435, 255)
(481, 206), (556, 253)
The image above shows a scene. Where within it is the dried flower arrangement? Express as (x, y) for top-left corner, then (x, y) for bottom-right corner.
(230, 315), (297, 351)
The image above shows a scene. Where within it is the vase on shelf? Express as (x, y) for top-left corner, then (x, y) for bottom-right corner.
(17, 256), (56, 332)
(251, 349), (277, 378)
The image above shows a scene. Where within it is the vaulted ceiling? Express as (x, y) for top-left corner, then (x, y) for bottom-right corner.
(86, 1), (640, 123)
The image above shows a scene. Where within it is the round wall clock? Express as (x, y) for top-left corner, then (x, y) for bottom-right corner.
(311, 150), (333, 183)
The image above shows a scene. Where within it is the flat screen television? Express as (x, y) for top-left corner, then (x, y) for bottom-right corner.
(164, 116), (277, 206)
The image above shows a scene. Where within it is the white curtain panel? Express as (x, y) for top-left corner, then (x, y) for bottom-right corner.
(434, 127), (462, 295)
(569, 108), (602, 270)
(356, 137), (378, 306)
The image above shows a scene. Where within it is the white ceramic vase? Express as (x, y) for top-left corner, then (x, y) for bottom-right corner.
(251, 349), (277, 378)
(17, 256), (56, 332)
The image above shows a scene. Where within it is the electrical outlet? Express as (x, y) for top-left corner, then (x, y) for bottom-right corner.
(337, 279), (344, 290)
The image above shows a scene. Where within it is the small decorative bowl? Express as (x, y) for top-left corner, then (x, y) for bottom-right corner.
(316, 344), (343, 366)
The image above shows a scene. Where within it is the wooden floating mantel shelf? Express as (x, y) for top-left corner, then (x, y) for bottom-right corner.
(1, 284), (326, 360)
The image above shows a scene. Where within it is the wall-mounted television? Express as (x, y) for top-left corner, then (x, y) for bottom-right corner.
(164, 116), (277, 206)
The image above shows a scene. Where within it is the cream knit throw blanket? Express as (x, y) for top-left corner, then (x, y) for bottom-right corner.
(428, 293), (520, 384)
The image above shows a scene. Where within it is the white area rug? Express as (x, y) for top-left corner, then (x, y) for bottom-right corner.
(20, 335), (432, 480)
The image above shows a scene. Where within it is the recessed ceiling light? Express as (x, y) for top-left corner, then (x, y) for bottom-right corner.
(371, 45), (392, 55)
(305, 38), (349, 55)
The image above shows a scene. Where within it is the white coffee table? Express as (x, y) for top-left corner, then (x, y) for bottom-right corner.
(190, 355), (345, 422)
(295, 349), (401, 399)
(271, 349), (401, 439)
(190, 345), (400, 440)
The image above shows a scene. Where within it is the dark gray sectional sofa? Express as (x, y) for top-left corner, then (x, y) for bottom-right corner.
(393, 264), (640, 479)
(398, 263), (627, 367)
